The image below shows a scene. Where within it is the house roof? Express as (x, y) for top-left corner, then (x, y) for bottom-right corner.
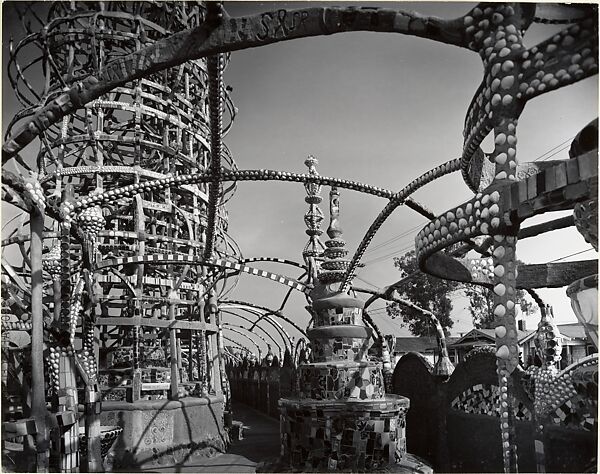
(388, 322), (591, 355)
(393, 336), (459, 354)
(448, 328), (535, 348)
(449, 328), (494, 347)
(556, 323), (588, 339)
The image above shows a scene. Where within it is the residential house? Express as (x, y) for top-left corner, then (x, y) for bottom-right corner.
(390, 336), (459, 367)
(448, 323), (596, 369)
(447, 328), (533, 365)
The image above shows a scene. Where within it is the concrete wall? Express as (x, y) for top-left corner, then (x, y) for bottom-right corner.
(100, 395), (226, 469)
(228, 362), (292, 419)
(391, 350), (597, 473)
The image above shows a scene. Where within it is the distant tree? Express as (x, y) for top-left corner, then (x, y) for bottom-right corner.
(463, 284), (494, 329)
(386, 252), (538, 335)
(464, 284), (537, 329)
(386, 250), (459, 336)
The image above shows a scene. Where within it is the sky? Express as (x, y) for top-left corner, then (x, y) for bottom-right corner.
(2, 2), (598, 356)
(219, 2), (598, 344)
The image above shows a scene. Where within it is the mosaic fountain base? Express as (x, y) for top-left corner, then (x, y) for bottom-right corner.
(277, 395), (432, 472)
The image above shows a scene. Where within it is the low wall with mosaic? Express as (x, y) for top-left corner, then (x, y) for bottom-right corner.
(99, 396), (226, 470)
(391, 349), (598, 472)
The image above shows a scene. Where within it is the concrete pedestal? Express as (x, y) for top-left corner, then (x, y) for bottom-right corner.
(100, 395), (226, 469)
(279, 395), (409, 471)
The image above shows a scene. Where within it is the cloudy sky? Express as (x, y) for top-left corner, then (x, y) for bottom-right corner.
(2, 2), (597, 355)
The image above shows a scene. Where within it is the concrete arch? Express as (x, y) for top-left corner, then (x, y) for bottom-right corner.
(220, 309), (284, 357)
(222, 326), (262, 359)
(220, 304), (293, 353)
(222, 300), (307, 339)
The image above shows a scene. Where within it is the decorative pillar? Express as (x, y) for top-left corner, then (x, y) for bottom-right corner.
(279, 186), (410, 471)
(215, 304), (229, 409)
(302, 155), (325, 284)
(81, 281), (102, 473)
(525, 306), (563, 473)
(55, 190), (81, 472)
(206, 293), (222, 394)
(198, 326), (208, 395)
(76, 203), (104, 472)
(169, 290), (180, 400)
(30, 210), (50, 472)
(42, 243), (62, 322)
(131, 323), (142, 402)
(492, 232), (520, 474)
(56, 351), (79, 473)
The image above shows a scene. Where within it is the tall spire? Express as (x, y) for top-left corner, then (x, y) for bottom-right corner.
(318, 186), (351, 286)
(302, 156), (325, 282)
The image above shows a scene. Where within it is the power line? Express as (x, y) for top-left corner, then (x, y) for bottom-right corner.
(363, 248), (412, 266)
(358, 136), (581, 272)
(538, 142), (572, 162)
(362, 137), (575, 261)
(363, 244), (414, 266)
(548, 248), (595, 263)
(533, 135), (574, 162)
(363, 237), (419, 261)
(355, 275), (380, 289)
(364, 221), (426, 254)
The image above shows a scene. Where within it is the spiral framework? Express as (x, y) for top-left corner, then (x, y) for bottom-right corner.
(4, 2), (239, 470)
(1, 2), (597, 473)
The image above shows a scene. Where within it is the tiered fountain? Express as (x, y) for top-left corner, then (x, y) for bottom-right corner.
(279, 185), (414, 471)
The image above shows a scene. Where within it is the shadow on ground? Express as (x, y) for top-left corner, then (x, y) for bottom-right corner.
(135, 403), (280, 473)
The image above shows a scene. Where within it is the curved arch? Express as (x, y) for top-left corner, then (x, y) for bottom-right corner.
(220, 305), (293, 352)
(222, 322), (273, 357)
(60, 164), (466, 296)
(6, 166), (437, 229)
(71, 170), (396, 213)
(222, 299), (308, 339)
(339, 158), (461, 292)
(361, 309), (384, 343)
(104, 268), (136, 296)
(241, 256), (307, 271)
(95, 255), (309, 294)
(3, 5), (475, 160)
(220, 309), (284, 356)
(353, 286), (454, 377)
(222, 326), (262, 358)
(222, 335), (251, 356)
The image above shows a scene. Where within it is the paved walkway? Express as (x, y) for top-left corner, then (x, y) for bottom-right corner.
(227, 404), (280, 466)
(141, 403), (280, 473)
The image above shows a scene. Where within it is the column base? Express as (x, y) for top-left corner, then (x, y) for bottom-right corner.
(279, 395), (412, 471)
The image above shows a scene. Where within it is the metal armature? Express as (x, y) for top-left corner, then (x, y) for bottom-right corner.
(1, 2), (597, 473)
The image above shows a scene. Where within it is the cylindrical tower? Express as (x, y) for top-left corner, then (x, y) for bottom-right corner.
(5, 1), (239, 468)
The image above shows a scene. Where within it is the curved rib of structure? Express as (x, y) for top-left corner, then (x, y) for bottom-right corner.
(3, 5), (475, 160)
(221, 307), (292, 351)
(2, 2), (597, 473)
(219, 310), (285, 356)
(222, 300), (308, 339)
